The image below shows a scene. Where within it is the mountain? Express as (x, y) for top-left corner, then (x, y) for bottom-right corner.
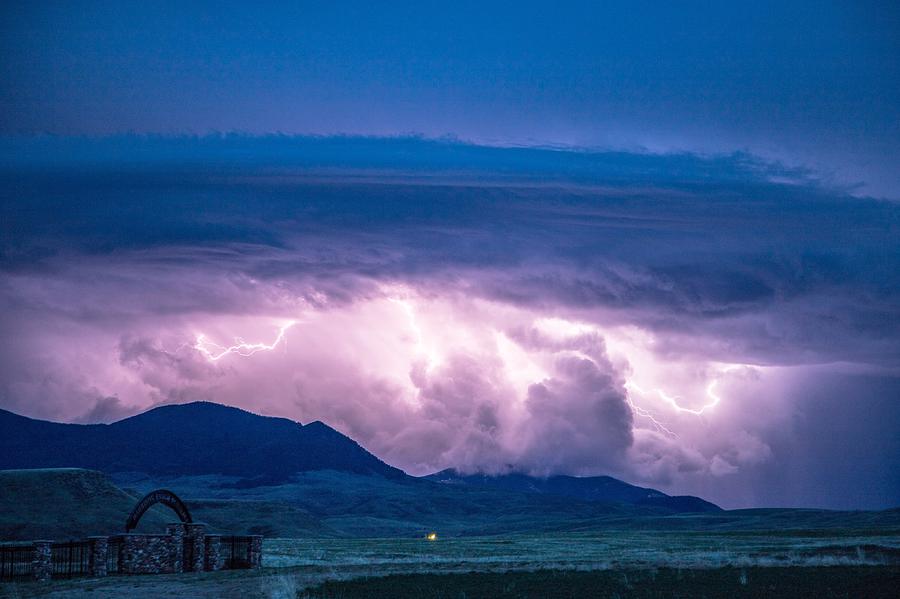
(0, 401), (719, 533)
(0, 402), (403, 481)
(6, 403), (900, 539)
(426, 470), (722, 513)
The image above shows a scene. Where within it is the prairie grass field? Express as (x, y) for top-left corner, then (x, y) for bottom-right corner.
(265, 529), (900, 571)
(3, 529), (898, 598)
(300, 567), (900, 599)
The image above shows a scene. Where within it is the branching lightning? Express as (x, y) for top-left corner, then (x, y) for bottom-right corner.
(565, 350), (678, 438)
(627, 364), (745, 418)
(655, 386), (720, 416)
(623, 381), (677, 437)
(628, 397), (678, 437)
(195, 320), (297, 361)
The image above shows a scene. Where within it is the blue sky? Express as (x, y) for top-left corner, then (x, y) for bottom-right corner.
(2, 1), (898, 195)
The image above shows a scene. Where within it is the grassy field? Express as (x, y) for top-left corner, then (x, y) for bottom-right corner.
(4, 469), (897, 597)
(2, 530), (898, 598)
(265, 530), (900, 571)
(301, 567), (900, 599)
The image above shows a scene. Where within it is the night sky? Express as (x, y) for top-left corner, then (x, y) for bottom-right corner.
(1, 2), (898, 510)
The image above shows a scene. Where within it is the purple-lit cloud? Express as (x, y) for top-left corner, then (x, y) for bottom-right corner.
(1, 137), (898, 509)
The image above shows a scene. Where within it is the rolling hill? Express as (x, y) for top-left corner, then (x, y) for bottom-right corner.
(427, 470), (721, 512)
(0, 468), (170, 539)
(0, 468), (332, 541)
(3, 468), (898, 541)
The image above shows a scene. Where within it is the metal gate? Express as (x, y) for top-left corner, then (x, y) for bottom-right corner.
(221, 536), (251, 569)
(0, 545), (33, 581)
(106, 536), (124, 574)
(50, 540), (91, 579)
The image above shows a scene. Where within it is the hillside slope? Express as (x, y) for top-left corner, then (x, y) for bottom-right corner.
(0, 468), (333, 540)
(427, 470), (721, 512)
(3, 468), (897, 541)
(0, 468), (170, 539)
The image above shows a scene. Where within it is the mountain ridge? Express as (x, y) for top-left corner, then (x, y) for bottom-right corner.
(426, 469), (721, 512)
(0, 401), (404, 480)
(0, 401), (718, 512)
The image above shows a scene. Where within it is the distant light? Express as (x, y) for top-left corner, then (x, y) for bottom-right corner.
(426, 532), (438, 541)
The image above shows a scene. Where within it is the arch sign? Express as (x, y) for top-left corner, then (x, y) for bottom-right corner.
(125, 489), (193, 532)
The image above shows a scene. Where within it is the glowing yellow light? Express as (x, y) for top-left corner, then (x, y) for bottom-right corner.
(426, 532), (438, 541)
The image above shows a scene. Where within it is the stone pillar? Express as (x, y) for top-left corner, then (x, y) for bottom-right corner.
(120, 534), (138, 574)
(32, 541), (52, 582)
(248, 536), (263, 570)
(204, 535), (224, 571)
(87, 536), (108, 577)
(184, 524), (207, 573)
(166, 523), (186, 573)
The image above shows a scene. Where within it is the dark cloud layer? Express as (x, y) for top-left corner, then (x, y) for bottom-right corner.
(1, 136), (898, 508)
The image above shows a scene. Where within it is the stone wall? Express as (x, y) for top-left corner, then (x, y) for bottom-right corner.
(249, 536), (263, 569)
(87, 536), (108, 577)
(184, 523), (207, 572)
(31, 541), (51, 582)
(122, 534), (178, 574)
(204, 534), (225, 571)
(164, 523), (185, 573)
(4, 524), (262, 582)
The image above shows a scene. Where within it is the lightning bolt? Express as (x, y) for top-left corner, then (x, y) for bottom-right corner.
(624, 381), (677, 437)
(195, 320), (297, 362)
(655, 386), (720, 416)
(627, 398), (678, 437)
(561, 355), (677, 438)
(628, 364), (745, 416)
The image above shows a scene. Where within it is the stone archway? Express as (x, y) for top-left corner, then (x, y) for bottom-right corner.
(125, 489), (192, 532)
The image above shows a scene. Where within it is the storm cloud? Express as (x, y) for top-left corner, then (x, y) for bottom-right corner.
(1, 136), (898, 509)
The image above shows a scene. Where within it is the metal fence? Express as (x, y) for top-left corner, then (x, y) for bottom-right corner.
(221, 536), (252, 569)
(0, 544), (33, 582)
(106, 536), (124, 575)
(50, 540), (91, 579)
(3, 534), (258, 581)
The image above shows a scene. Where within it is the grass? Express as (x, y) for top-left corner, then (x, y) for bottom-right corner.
(0, 469), (171, 540)
(2, 470), (898, 597)
(264, 530), (900, 571)
(3, 530), (897, 598)
(301, 567), (900, 599)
